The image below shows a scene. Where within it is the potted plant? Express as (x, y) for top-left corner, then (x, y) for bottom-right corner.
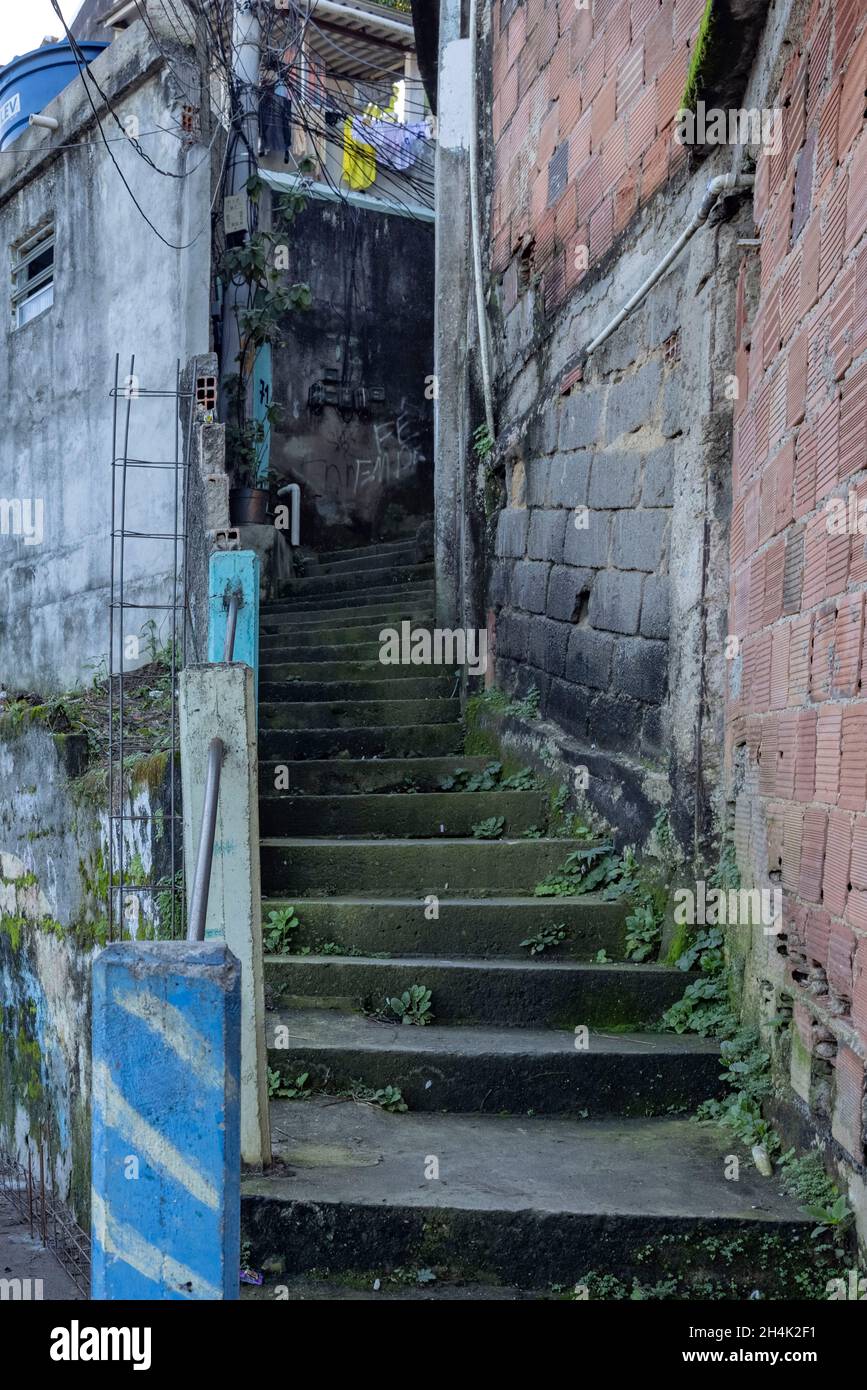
(227, 417), (275, 524)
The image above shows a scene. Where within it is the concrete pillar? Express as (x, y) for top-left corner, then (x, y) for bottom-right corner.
(208, 549), (260, 704)
(91, 941), (240, 1300)
(433, 0), (471, 629)
(179, 664), (271, 1168)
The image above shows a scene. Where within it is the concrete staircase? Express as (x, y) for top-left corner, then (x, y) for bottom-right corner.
(241, 538), (812, 1299)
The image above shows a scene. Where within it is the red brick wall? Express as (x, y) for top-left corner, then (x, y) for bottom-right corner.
(491, 0), (704, 310)
(727, 0), (867, 1157)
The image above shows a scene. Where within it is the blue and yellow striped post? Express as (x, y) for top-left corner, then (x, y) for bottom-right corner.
(91, 941), (241, 1300)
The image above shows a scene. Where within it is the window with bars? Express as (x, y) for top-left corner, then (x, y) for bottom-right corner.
(11, 224), (54, 329)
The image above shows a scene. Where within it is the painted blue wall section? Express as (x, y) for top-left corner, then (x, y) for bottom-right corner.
(253, 342), (273, 481)
(91, 942), (241, 1301)
(208, 550), (260, 704)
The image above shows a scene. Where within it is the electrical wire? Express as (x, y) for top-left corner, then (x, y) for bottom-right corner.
(49, 0), (225, 249)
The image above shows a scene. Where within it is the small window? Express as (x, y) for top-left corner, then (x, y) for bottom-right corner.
(12, 225), (54, 329)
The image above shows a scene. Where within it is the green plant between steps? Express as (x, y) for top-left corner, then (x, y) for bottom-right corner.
(267, 1068), (311, 1099)
(263, 904), (300, 953)
(386, 985), (434, 1026)
(346, 1082), (409, 1113)
(472, 815), (505, 839)
(520, 923), (570, 956)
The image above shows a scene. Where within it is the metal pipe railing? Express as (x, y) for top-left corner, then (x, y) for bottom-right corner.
(224, 591), (240, 662)
(187, 737), (224, 942)
(187, 589), (240, 941)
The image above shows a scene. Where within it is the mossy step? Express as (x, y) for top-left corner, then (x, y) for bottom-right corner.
(261, 894), (629, 959)
(263, 583), (434, 616)
(241, 1279), (539, 1301)
(241, 1099), (815, 1293)
(280, 563), (434, 598)
(315, 547), (419, 576)
(260, 624), (420, 652)
(259, 790), (546, 837)
(259, 642), (398, 665)
(314, 537), (424, 566)
(260, 661), (456, 685)
(260, 836), (599, 896)
(258, 756), (492, 794)
(258, 723), (464, 762)
(260, 698), (461, 731)
(263, 955), (692, 1029)
(259, 677), (454, 704)
(261, 605), (435, 632)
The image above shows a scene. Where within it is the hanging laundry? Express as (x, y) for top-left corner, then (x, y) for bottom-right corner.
(259, 86), (293, 163)
(342, 116), (376, 191)
(351, 115), (428, 173)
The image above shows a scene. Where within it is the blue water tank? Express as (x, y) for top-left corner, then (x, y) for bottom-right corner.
(0, 41), (108, 151)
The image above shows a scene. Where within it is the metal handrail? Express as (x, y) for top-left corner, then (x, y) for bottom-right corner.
(186, 590), (240, 941)
(224, 591), (240, 662)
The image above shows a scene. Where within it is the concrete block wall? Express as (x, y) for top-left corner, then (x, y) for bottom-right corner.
(493, 370), (674, 763)
(727, 0), (867, 1178)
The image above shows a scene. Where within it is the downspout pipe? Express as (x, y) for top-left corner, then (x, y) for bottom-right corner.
(468, 0), (495, 440)
(582, 172), (755, 362)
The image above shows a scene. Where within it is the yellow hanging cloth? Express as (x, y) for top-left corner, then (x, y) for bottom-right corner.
(342, 116), (376, 191)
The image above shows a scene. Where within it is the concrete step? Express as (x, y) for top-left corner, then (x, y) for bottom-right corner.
(242, 1278), (539, 1300)
(259, 723), (464, 762)
(259, 677), (455, 705)
(259, 790), (547, 837)
(314, 546), (419, 576)
(280, 563), (434, 599)
(262, 605), (435, 632)
(264, 955), (690, 1029)
(260, 895), (630, 959)
(314, 537), (426, 566)
(259, 641), (398, 664)
(260, 698), (461, 731)
(258, 757), (492, 795)
(263, 583), (434, 616)
(259, 836), (580, 895)
(263, 1011), (721, 1114)
(241, 1100), (813, 1291)
(258, 628), (405, 653)
(261, 661), (457, 685)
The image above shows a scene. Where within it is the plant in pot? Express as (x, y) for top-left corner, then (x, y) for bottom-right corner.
(221, 173), (311, 523)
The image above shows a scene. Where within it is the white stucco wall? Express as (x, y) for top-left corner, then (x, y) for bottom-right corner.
(0, 14), (211, 693)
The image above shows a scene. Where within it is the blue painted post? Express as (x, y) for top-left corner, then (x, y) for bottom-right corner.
(91, 941), (241, 1301)
(208, 550), (260, 704)
(253, 342), (273, 482)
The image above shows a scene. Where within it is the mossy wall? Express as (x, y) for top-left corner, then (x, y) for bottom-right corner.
(0, 723), (171, 1227)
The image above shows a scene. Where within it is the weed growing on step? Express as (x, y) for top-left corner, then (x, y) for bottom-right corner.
(438, 761), (542, 793)
(345, 1081), (408, 1113)
(466, 685), (541, 723)
(660, 926), (736, 1038)
(534, 835), (623, 897)
(263, 905), (300, 953)
(267, 1068), (311, 1100)
(472, 815), (505, 839)
(520, 923), (570, 956)
(385, 985), (434, 1026)
(623, 901), (662, 962)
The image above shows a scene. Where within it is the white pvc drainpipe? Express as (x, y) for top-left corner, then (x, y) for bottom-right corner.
(582, 172), (755, 361)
